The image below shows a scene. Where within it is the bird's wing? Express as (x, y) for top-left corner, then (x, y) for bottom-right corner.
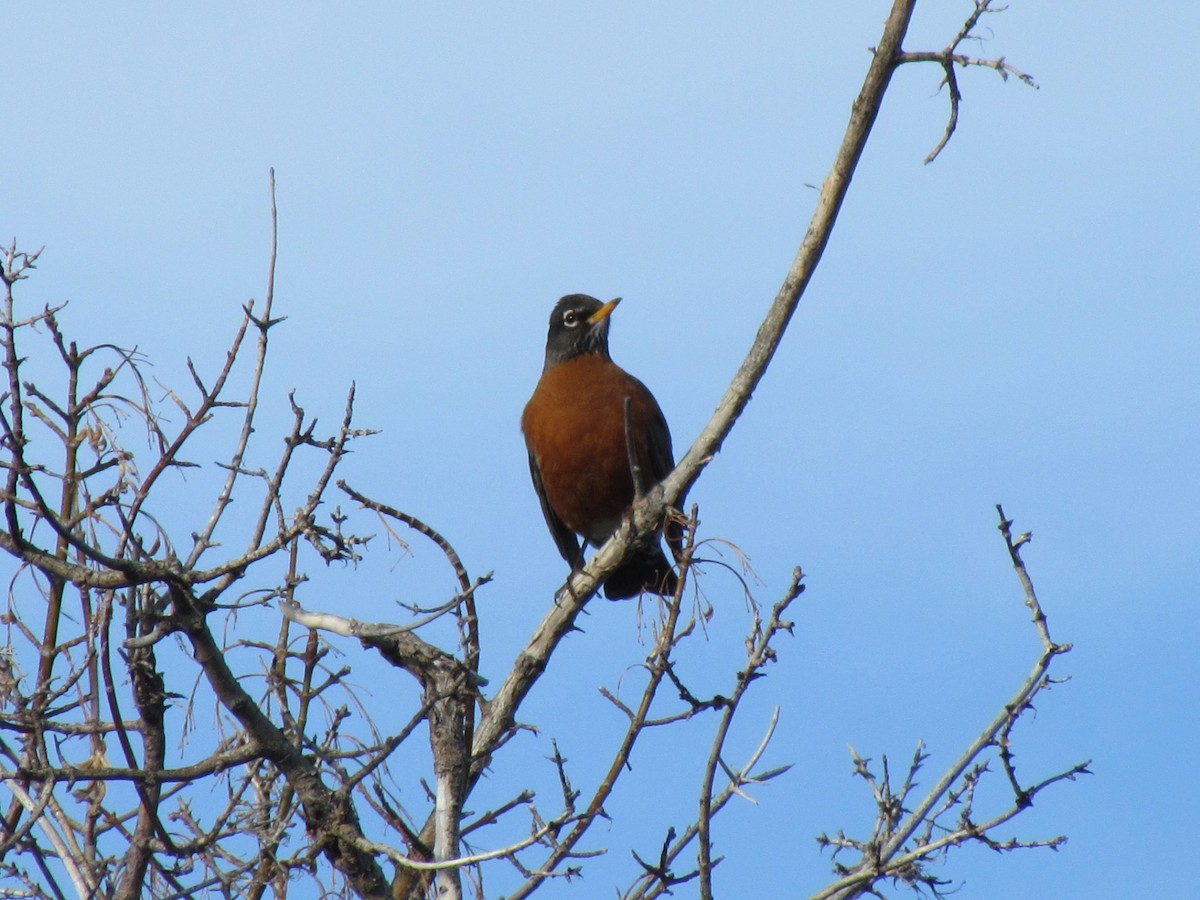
(527, 449), (583, 566)
(635, 378), (685, 563)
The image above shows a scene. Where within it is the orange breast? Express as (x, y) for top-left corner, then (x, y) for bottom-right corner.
(522, 355), (666, 544)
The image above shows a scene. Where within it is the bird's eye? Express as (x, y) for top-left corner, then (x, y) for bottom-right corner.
(563, 310), (580, 328)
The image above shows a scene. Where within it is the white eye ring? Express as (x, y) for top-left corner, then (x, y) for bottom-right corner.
(563, 309), (580, 327)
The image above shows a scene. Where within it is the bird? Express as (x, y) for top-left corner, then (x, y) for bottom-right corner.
(521, 294), (682, 600)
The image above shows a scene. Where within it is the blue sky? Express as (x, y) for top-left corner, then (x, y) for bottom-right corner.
(5, 2), (1198, 897)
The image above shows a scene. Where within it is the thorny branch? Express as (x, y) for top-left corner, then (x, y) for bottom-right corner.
(621, 659), (796, 900)
(0, 179), (400, 897)
(810, 507), (1090, 900)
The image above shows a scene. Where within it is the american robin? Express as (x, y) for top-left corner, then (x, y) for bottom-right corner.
(521, 294), (682, 600)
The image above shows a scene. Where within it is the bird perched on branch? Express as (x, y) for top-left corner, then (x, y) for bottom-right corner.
(521, 294), (682, 600)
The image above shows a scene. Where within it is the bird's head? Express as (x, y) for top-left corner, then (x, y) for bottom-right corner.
(542, 294), (620, 369)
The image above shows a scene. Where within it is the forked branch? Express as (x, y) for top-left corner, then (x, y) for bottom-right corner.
(896, 0), (1039, 162)
(811, 508), (1090, 900)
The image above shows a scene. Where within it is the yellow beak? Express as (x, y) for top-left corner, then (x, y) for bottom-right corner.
(587, 297), (621, 325)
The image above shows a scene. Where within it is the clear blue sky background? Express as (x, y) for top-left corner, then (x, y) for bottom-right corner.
(5, 2), (1197, 898)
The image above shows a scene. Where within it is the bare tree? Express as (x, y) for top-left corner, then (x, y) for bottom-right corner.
(0, 2), (1084, 899)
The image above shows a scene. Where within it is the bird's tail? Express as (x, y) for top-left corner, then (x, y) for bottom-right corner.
(602, 544), (678, 600)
